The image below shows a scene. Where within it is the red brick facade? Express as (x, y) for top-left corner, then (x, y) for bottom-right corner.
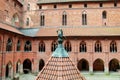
(0, 0), (120, 80)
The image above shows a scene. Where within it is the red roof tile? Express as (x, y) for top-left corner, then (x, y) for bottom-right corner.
(0, 22), (23, 35)
(36, 57), (86, 80)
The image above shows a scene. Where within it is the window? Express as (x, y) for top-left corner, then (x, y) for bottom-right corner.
(40, 13), (45, 26)
(27, 4), (30, 10)
(69, 4), (72, 8)
(39, 41), (45, 52)
(26, 18), (29, 26)
(100, 3), (103, 7)
(17, 40), (20, 51)
(39, 5), (42, 9)
(12, 13), (19, 26)
(24, 41), (31, 52)
(65, 41), (71, 52)
(102, 11), (107, 19)
(62, 11), (67, 26)
(114, 0), (117, 7)
(51, 41), (58, 52)
(84, 3), (87, 8)
(110, 41), (117, 53)
(82, 11), (87, 25)
(6, 38), (12, 51)
(80, 41), (87, 52)
(54, 5), (57, 9)
(95, 41), (102, 52)
(14, 3), (16, 7)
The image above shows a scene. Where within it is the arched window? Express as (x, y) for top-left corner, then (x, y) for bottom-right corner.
(110, 41), (117, 53)
(17, 40), (20, 51)
(102, 11), (107, 19)
(95, 41), (102, 52)
(65, 41), (71, 52)
(40, 12), (45, 26)
(26, 18), (29, 26)
(27, 4), (30, 10)
(80, 41), (87, 52)
(82, 11), (87, 25)
(51, 41), (58, 52)
(39, 41), (45, 52)
(12, 13), (19, 26)
(24, 41), (31, 52)
(62, 11), (67, 26)
(6, 38), (12, 51)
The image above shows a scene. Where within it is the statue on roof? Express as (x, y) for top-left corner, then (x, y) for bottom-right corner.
(57, 29), (63, 44)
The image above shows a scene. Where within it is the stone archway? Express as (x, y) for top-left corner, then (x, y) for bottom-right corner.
(77, 59), (89, 71)
(93, 59), (104, 71)
(23, 59), (32, 74)
(109, 59), (119, 72)
(39, 59), (45, 71)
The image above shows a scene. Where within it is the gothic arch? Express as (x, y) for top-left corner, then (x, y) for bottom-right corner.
(24, 40), (32, 52)
(79, 41), (87, 52)
(6, 38), (13, 51)
(64, 40), (71, 52)
(39, 59), (45, 71)
(39, 41), (45, 52)
(51, 40), (58, 52)
(6, 61), (12, 78)
(77, 59), (89, 71)
(93, 59), (104, 71)
(109, 58), (119, 72)
(23, 59), (32, 74)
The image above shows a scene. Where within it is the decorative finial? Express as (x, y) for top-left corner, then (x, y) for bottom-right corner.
(57, 29), (63, 44)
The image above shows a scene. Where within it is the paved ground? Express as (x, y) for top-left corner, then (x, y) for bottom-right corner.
(6, 72), (120, 80)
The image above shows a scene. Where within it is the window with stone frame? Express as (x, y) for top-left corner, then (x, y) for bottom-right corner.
(26, 18), (29, 26)
(80, 41), (87, 52)
(62, 11), (67, 26)
(27, 4), (30, 10)
(6, 38), (12, 51)
(110, 41), (117, 53)
(17, 40), (20, 51)
(24, 41), (32, 52)
(95, 41), (102, 52)
(82, 11), (87, 25)
(102, 11), (107, 19)
(39, 41), (45, 52)
(40, 12), (45, 26)
(65, 41), (71, 52)
(51, 41), (58, 52)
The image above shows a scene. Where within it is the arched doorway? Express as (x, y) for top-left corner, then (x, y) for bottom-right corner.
(6, 64), (9, 78)
(23, 59), (32, 74)
(77, 59), (89, 71)
(39, 59), (45, 71)
(6, 62), (12, 78)
(109, 59), (119, 72)
(93, 59), (104, 71)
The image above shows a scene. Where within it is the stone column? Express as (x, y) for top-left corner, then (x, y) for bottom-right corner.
(20, 64), (23, 74)
(104, 66), (109, 74)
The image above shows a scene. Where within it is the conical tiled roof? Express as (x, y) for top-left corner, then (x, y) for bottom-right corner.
(36, 29), (86, 80)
